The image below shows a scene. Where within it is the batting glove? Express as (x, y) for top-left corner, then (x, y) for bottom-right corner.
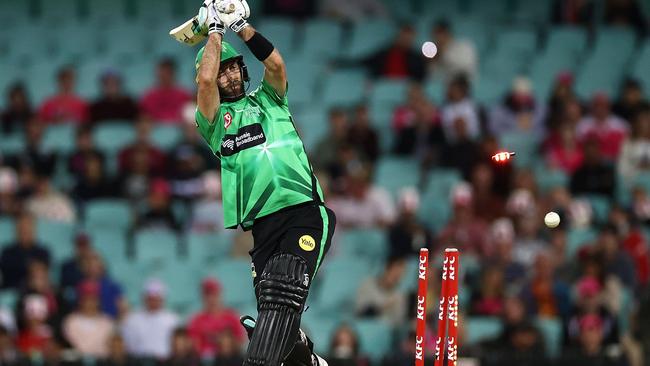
(216, 0), (250, 33)
(205, 2), (226, 36)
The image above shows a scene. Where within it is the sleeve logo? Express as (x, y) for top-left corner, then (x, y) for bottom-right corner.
(298, 235), (316, 252)
(224, 112), (232, 129)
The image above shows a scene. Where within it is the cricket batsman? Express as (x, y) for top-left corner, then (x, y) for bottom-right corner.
(192, 1), (336, 365)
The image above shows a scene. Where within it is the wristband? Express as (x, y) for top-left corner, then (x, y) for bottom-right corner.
(245, 32), (274, 61)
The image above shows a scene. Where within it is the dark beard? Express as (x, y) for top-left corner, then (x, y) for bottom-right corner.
(219, 81), (244, 99)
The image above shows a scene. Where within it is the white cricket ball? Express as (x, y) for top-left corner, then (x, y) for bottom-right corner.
(544, 211), (561, 228)
(422, 41), (438, 58)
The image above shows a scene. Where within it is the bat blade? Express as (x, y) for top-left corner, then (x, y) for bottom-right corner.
(169, 16), (206, 46)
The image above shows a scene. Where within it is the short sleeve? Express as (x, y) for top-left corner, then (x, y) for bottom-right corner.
(195, 108), (223, 157)
(257, 79), (289, 107)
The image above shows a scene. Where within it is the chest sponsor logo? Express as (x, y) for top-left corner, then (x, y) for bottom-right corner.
(220, 123), (267, 157)
(223, 112), (232, 129)
(298, 235), (316, 252)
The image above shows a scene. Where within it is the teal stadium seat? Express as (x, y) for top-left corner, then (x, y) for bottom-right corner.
(88, 229), (128, 263)
(337, 228), (387, 267)
(545, 27), (588, 64)
(42, 124), (76, 154)
(0, 290), (18, 309)
(354, 319), (392, 363)
(186, 231), (234, 266)
(0, 0), (30, 28)
(494, 29), (538, 65)
(321, 69), (366, 108)
(425, 80), (446, 103)
(151, 125), (182, 150)
(472, 75), (511, 106)
(499, 132), (539, 168)
(418, 197), (452, 232)
(203, 259), (256, 308)
(93, 122), (136, 154)
(300, 314), (339, 355)
(566, 228), (598, 258)
(632, 40), (650, 93)
(343, 20), (396, 59)
(467, 0), (510, 22)
(108, 260), (143, 306)
(36, 219), (76, 264)
(85, 199), (134, 231)
(419, 0), (461, 18)
(0, 132), (26, 156)
(374, 156), (420, 198)
(0, 217), (15, 246)
(259, 18), (296, 56)
(453, 17), (490, 56)
(370, 79), (409, 111)
(423, 169), (462, 199)
(294, 107), (328, 151)
(580, 195), (611, 224)
(123, 61), (156, 97)
(134, 229), (180, 267)
(285, 58), (322, 107)
(38, 0), (80, 23)
(314, 258), (372, 315)
(76, 59), (116, 100)
(132, 0), (174, 20)
(85, 0), (128, 24)
(530, 52), (576, 102)
(466, 317), (503, 344)
(299, 19), (343, 60)
(148, 262), (201, 313)
(535, 317), (562, 358)
(54, 25), (99, 63)
(513, 0), (552, 25)
(534, 166), (568, 193)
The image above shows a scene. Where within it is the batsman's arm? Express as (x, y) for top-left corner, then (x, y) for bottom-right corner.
(197, 33), (223, 121)
(238, 25), (287, 97)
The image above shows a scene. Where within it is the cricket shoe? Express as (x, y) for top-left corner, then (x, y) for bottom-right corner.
(240, 315), (327, 366)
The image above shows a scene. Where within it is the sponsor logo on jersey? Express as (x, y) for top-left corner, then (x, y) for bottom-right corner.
(220, 123), (267, 157)
(298, 235), (316, 252)
(224, 112), (232, 129)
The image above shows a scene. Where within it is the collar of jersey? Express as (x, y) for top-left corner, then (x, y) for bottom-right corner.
(222, 96), (248, 107)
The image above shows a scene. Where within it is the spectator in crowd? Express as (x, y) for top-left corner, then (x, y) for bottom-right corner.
(0, 325), (23, 365)
(564, 276), (620, 348)
(0, 213), (50, 289)
(0, 167), (19, 217)
(118, 119), (166, 177)
(25, 174), (77, 223)
(552, 0), (595, 27)
(558, 314), (629, 366)
(89, 70), (139, 124)
(328, 166), (396, 228)
(169, 112), (217, 201)
(135, 178), (181, 232)
(161, 328), (200, 366)
(441, 75), (480, 142)
(8, 119), (57, 177)
(545, 122), (584, 175)
(60, 233), (94, 295)
(67, 126), (106, 180)
(492, 322), (547, 366)
(614, 79), (648, 122)
(140, 58), (192, 123)
(1, 83), (33, 134)
(428, 20), (478, 82)
(379, 328), (417, 366)
(121, 279), (179, 359)
(577, 93), (628, 161)
(362, 24), (426, 82)
(489, 77), (546, 136)
(328, 324), (368, 366)
(187, 278), (244, 358)
(313, 108), (350, 171)
(97, 334), (139, 366)
(387, 187), (433, 259)
(62, 280), (114, 357)
(604, 0), (647, 35)
(548, 72), (578, 120)
(520, 251), (571, 319)
(470, 266), (505, 316)
(356, 256), (407, 326)
(441, 116), (481, 178)
(320, 0), (386, 22)
(16, 261), (59, 330)
(591, 225), (637, 289)
(347, 104), (380, 163)
(81, 252), (124, 318)
(72, 153), (115, 202)
(608, 207), (650, 288)
(190, 171), (224, 232)
(570, 138), (617, 199)
(487, 218), (527, 284)
(212, 330), (245, 366)
(617, 107), (650, 185)
(471, 163), (506, 222)
(488, 295), (529, 344)
(38, 66), (88, 124)
(392, 84), (445, 159)
(16, 294), (52, 354)
(0, 307), (16, 336)
(438, 182), (488, 256)
(512, 210), (547, 268)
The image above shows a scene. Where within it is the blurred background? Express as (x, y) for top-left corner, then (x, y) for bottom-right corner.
(1, 0), (650, 365)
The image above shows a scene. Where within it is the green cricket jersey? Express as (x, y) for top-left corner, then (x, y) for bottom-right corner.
(195, 80), (323, 230)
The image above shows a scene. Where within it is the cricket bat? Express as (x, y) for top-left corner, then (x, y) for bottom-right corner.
(169, 12), (207, 46)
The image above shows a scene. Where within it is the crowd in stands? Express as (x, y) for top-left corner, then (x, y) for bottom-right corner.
(1, 0), (650, 365)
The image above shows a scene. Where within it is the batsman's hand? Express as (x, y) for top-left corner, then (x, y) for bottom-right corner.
(216, 0), (250, 33)
(203, 1), (226, 36)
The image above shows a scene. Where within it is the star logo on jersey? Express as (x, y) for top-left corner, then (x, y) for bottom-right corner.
(224, 112), (232, 129)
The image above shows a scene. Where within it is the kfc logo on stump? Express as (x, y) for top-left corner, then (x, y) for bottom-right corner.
(224, 112), (232, 129)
